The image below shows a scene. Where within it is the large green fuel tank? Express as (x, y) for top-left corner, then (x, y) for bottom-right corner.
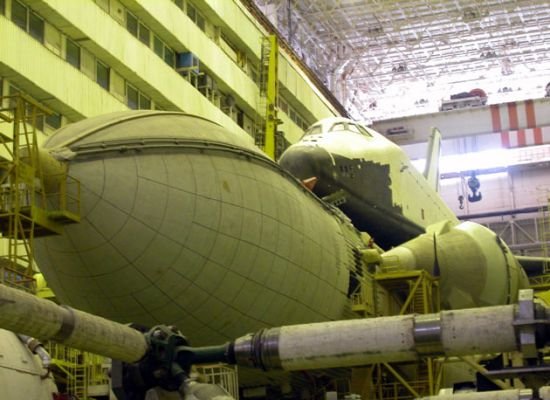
(34, 111), (364, 345)
(382, 221), (529, 309)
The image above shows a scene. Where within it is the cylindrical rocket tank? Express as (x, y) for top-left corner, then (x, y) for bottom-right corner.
(382, 221), (529, 309)
(34, 111), (364, 345)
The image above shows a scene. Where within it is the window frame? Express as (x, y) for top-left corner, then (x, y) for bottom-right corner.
(330, 122), (346, 132)
(164, 47), (175, 67)
(139, 93), (151, 109)
(302, 125), (322, 138)
(28, 11), (44, 43)
(125, 10), (138, 37)
(126, 83), (139, 110)
(138, 22), (150, 46)
(9, 84), (45, 131)
(357, 125), (373, 137)
(10, 1), (44, 43)
(96, 60), (110, 90)
(11, 0), (28, 31)
(187, 3), (196, 21)
(65, 38), (81, 69)
(45, 113), (62, 130)
(153, 35), (164, 58)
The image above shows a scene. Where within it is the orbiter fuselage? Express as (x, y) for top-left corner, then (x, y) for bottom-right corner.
(279, 117), (457, 249)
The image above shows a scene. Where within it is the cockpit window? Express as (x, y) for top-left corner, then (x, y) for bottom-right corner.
(357, 124), (373, 137)
(302, 121), (373, 138)
(302, 125), (323, 137)
(330, 122), (346, 132)
(347, 124), (361, 134)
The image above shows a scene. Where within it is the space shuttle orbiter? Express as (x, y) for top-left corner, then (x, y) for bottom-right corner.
(278, 117), (528, 309)
(279, 117), (456, 249)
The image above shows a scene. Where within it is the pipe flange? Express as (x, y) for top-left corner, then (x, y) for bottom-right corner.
(515, 289), (537, 359)
(413, 314), (444, 356)
(52, 305), (76, 342)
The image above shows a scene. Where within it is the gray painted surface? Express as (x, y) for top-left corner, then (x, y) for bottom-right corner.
(0, 329), (58, 399)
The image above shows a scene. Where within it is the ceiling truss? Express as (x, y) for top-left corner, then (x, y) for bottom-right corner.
(254, 0), (550, 121)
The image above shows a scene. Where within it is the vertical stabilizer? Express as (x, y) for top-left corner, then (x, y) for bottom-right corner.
(424, 127), (442, 192)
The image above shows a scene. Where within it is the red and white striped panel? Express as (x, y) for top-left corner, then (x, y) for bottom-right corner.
(500, 126), (550, 148)
(490, 100), (550, 148)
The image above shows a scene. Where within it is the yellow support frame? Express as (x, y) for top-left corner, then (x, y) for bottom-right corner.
(263, 34), (279, 159)
(351, 269), (441, 399)
(0, 94), (51, 291)
(0, 94), (81, 291)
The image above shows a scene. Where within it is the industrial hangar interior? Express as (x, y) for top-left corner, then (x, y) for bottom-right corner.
(0, 0), (549, 399)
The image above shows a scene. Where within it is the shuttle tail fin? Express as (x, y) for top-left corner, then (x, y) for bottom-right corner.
(424, 127), (442, 192)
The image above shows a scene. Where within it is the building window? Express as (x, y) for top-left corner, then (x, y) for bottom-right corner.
(153, 36), (164, 58)
(0, 0), (5, 15)
(9, 84), (45, 131)
(34, 114), (44, 131)
(11, 1), (27, 30)
(126, 83), (152, 110)
(196, 14), (205, 31)
(126, 11), (138, 37)
(138, 22), (150, 45)
(164, 47), (175, 67)
(187, 3), (196, 21)
(172, 0), (183, 10)
(187, 2), (206, 31)
(45, 113), (62, 129)
(96, 61), (110, 90)
(152, 35), (175, 67)
(66, 39), (80, 69)
(11, 1), (44, 43)
(126, 11), (153, 48)
(139, 93), (151, 109)
(126, 83), (138, 109)
(123, 6), (176, 67)
(29, 12), (44, 42)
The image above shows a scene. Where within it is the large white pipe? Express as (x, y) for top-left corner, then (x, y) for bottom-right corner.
(233, 304), (520, 371)
(418, 388), (534, 400)
(0, 283), (147, 362)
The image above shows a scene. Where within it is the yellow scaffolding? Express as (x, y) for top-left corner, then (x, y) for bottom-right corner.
(256, 35), (281, 159)
(540, 193), (550, 273)
(351, 269), (441, 399)
(527, 187), (550, 290)
(45, 342), (110, 399)
(0, 94), (80, 291)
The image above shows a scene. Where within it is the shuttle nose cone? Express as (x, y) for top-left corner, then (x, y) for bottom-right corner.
(279, 145), (333, 195)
